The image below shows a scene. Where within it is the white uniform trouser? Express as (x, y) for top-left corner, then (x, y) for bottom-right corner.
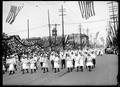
(67, 60), (73, 68)
(54, 62), (60, 68)
(30, 63), (36, 69)
(8, 63), (15, 71)
(22, 63), (29, 69)
(43, 62), (49, 68)
(75, 61), (80, 68)
(86, 61), (93, 67)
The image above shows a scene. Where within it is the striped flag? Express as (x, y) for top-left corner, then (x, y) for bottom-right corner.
(78, 1), (95, 20)
(6, 5), (23, 24)
(95, 31), (99, 39)
(64, 35), (69, 44)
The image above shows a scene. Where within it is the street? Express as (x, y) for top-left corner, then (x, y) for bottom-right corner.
(3, 54), (118, 85)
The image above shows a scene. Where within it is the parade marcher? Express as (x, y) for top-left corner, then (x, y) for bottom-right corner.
(75, 53), (80, 72)
(60, 52), (66, 69)
(21, 55), (30, 74)
(33, 54), (38, 70)
(84, 52), (88, 69)
(79, 53), (84, 72)
(66, 53), (73, 72)
(50, 52), (55, 70)
(8, 55), (16, 75)
(3, 64), (6, 74)
(12, 54), (18, 71)
(86, 54), (93, 71)
(42, 54), (49, 73)
(70, 51), (75, 69)
(91, 51), (96, 68)
(39, 54), (44, 70)
(30, 56), (36, 74)
(54, 54), (60, 73)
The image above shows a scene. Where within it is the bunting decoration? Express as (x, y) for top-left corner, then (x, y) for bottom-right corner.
(6, 5), (23, 24)
(78, 1), (95, 20)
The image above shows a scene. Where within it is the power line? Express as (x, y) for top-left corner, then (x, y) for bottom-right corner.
(65, 19), (109, 25)
(6, 18), (109, 34)
(7, 24), (48, 34)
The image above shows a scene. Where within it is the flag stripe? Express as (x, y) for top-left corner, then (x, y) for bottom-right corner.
(80, 1), (85, 18)
(78, 1), (95, 20)
(10, 6), (17, 24)
(7, 6), (17, 23)
(83, 1), (88, 19)
(6, 5), (23, 24)
(78, 1), (84, 18)
(91, 1), (95, 16)
(6, 6), (14, 22)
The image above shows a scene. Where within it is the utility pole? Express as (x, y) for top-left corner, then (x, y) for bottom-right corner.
(51, 24), (60, 45)
(72, 33), (75, 49)
(107, 1), (118, 47)
(107, 1), (118, 38)
(86, 28), (89, 47)
(59, 5), (66, 50)
(79, 24), (82, 50)
(27, 19), (29, 59)
(48, 9), (51, 49)
(27, 19), (29, 41)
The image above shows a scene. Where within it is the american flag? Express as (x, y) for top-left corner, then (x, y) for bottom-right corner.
(78, 1), (95, 20)
(6, 5), (23, 24)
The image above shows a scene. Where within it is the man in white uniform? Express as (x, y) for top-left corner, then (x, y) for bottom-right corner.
(50, 52), (55, 70)
(30, 56), (36, 74)
(70, 51), (75, 69)
(8, 55), (15, 75)
(21, 55), (30, 74)
(86, 54), (93, 71)
(39, 54), (44, 70)
(75, 53), (80, 72)
(33, 54), (38, 70)
(66, 53), (73, 72)
(54, 54), (60, 73)
(42, 54), (49, 73)
(60, 52), (66, 69)
(79, 53), (84, 72)
(91, 51), (96, 68)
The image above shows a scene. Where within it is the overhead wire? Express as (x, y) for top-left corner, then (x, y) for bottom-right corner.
(6, 18), (110, 34)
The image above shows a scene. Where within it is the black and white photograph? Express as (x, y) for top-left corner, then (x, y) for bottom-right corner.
(2, 1), (119, 86)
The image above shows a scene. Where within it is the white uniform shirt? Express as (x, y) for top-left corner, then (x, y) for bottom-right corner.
(39, 57), (44, 62)
(50, 55), (55, 61)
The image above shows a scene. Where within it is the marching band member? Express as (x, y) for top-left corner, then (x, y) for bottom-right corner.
(54, 54), (60, 73)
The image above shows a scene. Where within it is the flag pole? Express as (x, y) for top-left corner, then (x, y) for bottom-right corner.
(27, 19), (29, 59)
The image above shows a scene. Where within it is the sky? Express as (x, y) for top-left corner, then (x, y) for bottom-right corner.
(3, 1), (114, 45)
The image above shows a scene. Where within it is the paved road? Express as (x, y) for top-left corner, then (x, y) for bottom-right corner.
(3, 54), (118, 85)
